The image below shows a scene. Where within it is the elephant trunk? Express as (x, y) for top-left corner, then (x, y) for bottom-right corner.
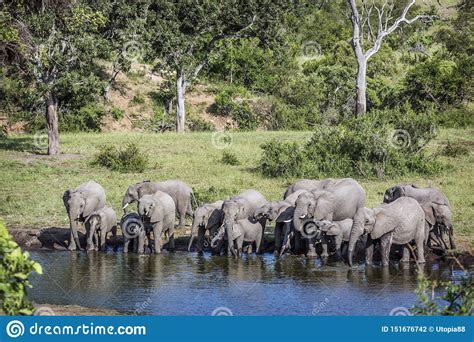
(225, 220), (236, 256)
(448, 225), (456, 250)
(210, 225), (225, 248)
(187, 235), (195, 252)
(69, 214), (82, 250)
(293, 207), (304, 233)
(280, 224), (293, 256)
(347, 228), (363, 267)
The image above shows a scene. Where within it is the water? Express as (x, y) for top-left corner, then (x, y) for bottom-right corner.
(28, 251), (461, 316)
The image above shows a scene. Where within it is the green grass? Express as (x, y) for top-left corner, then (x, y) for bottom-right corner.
(0, 128), (473, 250)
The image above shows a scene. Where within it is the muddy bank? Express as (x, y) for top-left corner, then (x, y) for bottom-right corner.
(8, 227), (473, 267)
(34, 303), (119, 316)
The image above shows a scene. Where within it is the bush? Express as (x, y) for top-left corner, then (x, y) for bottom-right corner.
(0, 221), (42, 315)
(188, 116), (214, 132)
(259, 109), (443, 179)
(59, 103), (107, 132)
(440, 141), (470, 157)
(411, 271), (473, 316)
(130, 94), (145, 106)
(212, 89), (260, 130)
(111, 107), (124, 120)
(436, 106), (474, 128)
(92, 143), (148, 173)
(221, 150), (240, 165)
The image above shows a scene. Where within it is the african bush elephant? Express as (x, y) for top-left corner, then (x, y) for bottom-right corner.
(283, 179), (334, 199)
(254, 190), (306, 254)
(315, 218), (353, 260)
(138, 191), (176, 253)
(212, 189), (267, 256)
(383, 184), (454, 250)
(86, 206), (117, 251)
(63, 181), (106, 251)
(211, 218), (263, 258)
(188, 200), (224, 252)
(121, 212), (147, 254)
(349, 197), (426, 267)
(122, 180), (195, 228)
(292, 178), (366, 257)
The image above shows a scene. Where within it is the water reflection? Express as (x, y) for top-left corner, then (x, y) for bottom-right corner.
(29, 251), (458, 316)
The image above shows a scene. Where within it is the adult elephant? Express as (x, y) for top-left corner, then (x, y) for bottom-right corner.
(212, 189), (267, 257)
(254, 190), (306, 254)
(292, 178), (366, 257)
(188, 200), (224, 252)
(122, 180), (195, 228)
(352, 197), (426, 267)
(283, 179), (333, 199)
(383, 184), (455, 250)
(63, 181), (106, 251)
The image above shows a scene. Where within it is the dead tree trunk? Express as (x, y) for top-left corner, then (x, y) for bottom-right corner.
(45, 93), (59, 155)
(176, 69), (186, 134)
(355, 58), (367, 116)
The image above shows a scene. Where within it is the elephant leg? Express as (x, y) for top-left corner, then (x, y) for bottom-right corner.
(401, 246), (410, 263)
(294, 231), (303, 254)
(448, 228), (456, 250)
(178, 202), (187, 229)
(100, 229), (107, 251)
(334, 235), (343, 261)
(124, 237), (130, 253)
(274, 224), (282, 255)
(153, 223), (164, 253)
(256, 230), (262, 254)
(320, 236), (329, 259)
(306, 238), (317, 258)
(197, 226), (205, 253)
(416, 237), (426, 264)
(138, 232), (146, 254)
(168, 229), (176, 251)
(380, 233), (393, 267)
(68, 230), (77, 251)
(247, 244), (253, 255)
(365, 236), (374, 265)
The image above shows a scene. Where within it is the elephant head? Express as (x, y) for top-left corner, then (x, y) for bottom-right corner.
(255, 201), (286, 222)
(188, 205), (221, 251)
(220, 200), (245, 256)
(293, 191), (334, 232)
(122, 185), (140, 212)
(63, 189), (101, 251)
(383, 185), (405, 203)
(423, 202), (455, 249)
(138, 195), (160, 223)
(293, 192), (316, 232)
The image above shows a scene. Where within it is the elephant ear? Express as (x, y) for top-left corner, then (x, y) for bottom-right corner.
(232, 224), (242, 240)
(313, 192), (334, 221)
(276, 206), (294, 223)
(422, 203), (436, 226)
(83, 195), (100, 220)
(63, 189), (72, 209)
(370, 209), (397, 240)
(150, 200), (162, 223)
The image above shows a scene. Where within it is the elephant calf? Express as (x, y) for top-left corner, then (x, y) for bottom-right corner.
(316, 218), (353, 260)
(86, 206), (117, 251)
(188, 200), (224, 253)
(121, 212), (148, 254)
(212, 218), (263, 258)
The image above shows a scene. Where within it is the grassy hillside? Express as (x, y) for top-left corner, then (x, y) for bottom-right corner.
(0, 127), (472, 251)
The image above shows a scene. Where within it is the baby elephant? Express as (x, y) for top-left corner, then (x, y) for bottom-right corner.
(86, 206), (117, 251)
(121, 212), (148, 254)
(138, 191), (176, 253)
(213, 218), (263, 258)
(316, 218), (353, 260)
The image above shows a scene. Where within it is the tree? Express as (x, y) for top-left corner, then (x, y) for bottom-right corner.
(0, 1), (106, 154)
(347, 0), (433, 115)
(146, 0), (290, 133)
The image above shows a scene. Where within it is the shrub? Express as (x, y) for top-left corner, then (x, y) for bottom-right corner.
(92, 143), (148, 173)
(59, 103), (107, 132)
(188, 116), (214, 132)
(221, 150), (240, 165)
(212, 90), (260, 130)
(259, 110), (443, 179)
(0, 221), (42, 315)
(440, 141), (470, 157)
(436, 106), (474, 128)
(130, 94), (145, 106)
(231, 102), (259, 130)
(111, 107), (124, 120)
(411, 271), (473, 316)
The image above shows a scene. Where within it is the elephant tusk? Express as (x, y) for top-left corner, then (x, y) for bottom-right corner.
(122, 203), (129, 210)
(299, 215), (306, 219)
(283, 219), (292, 223)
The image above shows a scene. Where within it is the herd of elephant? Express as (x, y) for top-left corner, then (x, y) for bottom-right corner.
(62, 177), (455, 266)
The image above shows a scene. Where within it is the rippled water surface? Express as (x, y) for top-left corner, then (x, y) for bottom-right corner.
(29, 251), (459, 315)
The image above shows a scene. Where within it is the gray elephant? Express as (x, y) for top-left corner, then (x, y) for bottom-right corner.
(292, 178), (366, 257)
(63, 181), (106, 251)
(211, 218), (263, 258)
(315, 218), (353, 260)
(383, 184), (454, 250)
(122, 180), (195, 228)
(283, 179), (334, 199)
(254, 190), (306, 254)
(86, 206), (117, 251)
(212, 189), (267, 256)
(138, 191), (176, 253)
(121, 212), (148, 254)
(188, 200), (224, 252)
(349, 197), (426, 267)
